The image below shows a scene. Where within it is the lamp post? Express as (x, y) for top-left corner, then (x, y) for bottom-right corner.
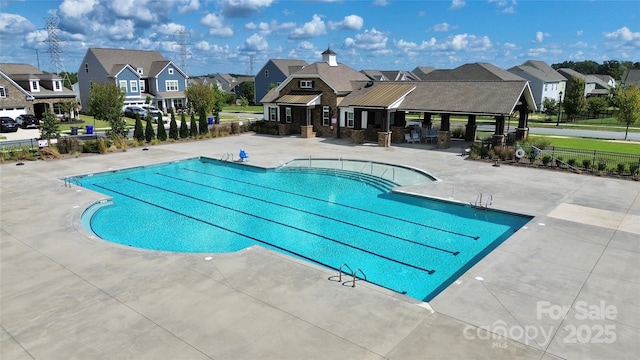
(556, 91), (563, 126)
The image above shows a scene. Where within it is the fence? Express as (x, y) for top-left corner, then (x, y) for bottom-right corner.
(534, 145), (640, 175)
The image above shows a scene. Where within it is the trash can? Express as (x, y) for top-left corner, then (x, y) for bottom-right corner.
(86, 125), (94, 134)
(70, 126), (78, 135)
(208, 117), (213, 125)
(215, 116), (220, 124)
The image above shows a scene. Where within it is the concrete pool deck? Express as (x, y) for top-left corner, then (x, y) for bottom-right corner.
(1, 134), (638, 359)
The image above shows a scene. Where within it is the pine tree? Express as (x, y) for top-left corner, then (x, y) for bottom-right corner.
(145, 113), (155, 142)
(199, 109), (209, 135)
(179, 112), (189, 138)
(169, 109), (178, 140)
(133, 114), (144, 141)
(156, 114), (167, 141)
(190, 113), (198, 137)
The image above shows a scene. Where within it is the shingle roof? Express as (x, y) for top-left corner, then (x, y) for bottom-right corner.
(521, 60), (566, 81)
(621, 69), (640, 86)
(509, 65), (565, 82)
(397, 81), (533, 115)
(270, 59), (308, 76)
(0, 63), (43, 76)
(292, 62), (369, 93)
(88, 48), (168, 78)
(342, 83), (416, 108)
(419, 63), (525, 81)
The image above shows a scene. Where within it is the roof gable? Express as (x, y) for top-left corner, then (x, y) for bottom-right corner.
(289, 62), (369, 93)
(87, 48), (170, 78)
(269, 59), (309, 76)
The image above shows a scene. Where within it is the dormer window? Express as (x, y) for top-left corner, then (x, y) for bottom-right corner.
(54, 81), (61, 91)
(300, 80), (313, 89)
(168, 68), (174, 75)
(31, 80), (40, 92)
(137, 68), (143, 75)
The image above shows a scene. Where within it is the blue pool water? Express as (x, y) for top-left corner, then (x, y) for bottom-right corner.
(77, 157), (531, 301)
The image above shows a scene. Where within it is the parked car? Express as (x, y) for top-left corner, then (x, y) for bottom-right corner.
(124, 106), (149, 119)
(15, 114), (40, 129)
(142, 105), (168, 124)
(0, 116), (19, 132)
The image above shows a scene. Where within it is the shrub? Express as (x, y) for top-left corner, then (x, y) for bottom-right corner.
(82, 139), (112, 153)
(451, 127), (465, 139)
(617, 163), (627, 174)
(542, 155), (552, 166)
(231, 122), (240, 134)
(530, 137), (551, 149)
(630, 164), (639, 176)
(97, 138), (108, 154)
(39, 146), (61, 159)
(581, 159), (591, 170)
(527, 149), (537, 164)
(567, 158), (577, 167)
(56, 137), (82, 154)
(596, 161), (607, 171)
(493, 146), (514, 161)
(555, 156), (564, 167)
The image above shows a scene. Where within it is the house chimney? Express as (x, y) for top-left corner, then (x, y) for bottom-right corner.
(322, 48), (337, 67)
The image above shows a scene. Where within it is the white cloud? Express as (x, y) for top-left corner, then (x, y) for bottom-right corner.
(433, 23), (454, 32)
(178, 0), (200, 13)
(534, 31), (550, 43)
(107, 19), (135, 41)
(489, 0), (517, 13)
(201, 13), (234, 37)
(399, 33), (491, 53)
(0, 13), (35, 35)
(289, 14), (326, 39)
(195, 40), (211, 51)
(328, 15), (363, 31)
(153, 23), (187, 36)
(450, 0), (465, 10)
(343, 28), (387, 51)
(577, 30), (583, 36)
(244, 20), (295, 35)
(108, 0), (155, 23)
(220, 0), (274, 18)
(59, 0), (98, 18)
(373, 0), (389, 6)
(604, 26), (640, 47)
(242, 33), (268, 51)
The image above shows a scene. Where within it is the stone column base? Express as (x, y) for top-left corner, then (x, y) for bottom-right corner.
(351, 129), (365, 144)
(378, 131), (391, 147)
(515, 127), (529, 141)
(278, 123), (290, 136)
(300, 125), (315, 138)
(492, 134), (505, 147)
(437, 131), (451, 149)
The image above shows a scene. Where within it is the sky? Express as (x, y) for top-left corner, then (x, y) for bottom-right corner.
(0, 0), (639, 77)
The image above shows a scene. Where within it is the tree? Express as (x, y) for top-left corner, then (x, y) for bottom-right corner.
(39, 111), (60, 142)
(89, 82), (125, 137)
(587, 97), (608, 118)
(615, 85), (640, 140)
(242, 81), (255, 105)
(238, 96), (249, 111)
(145, 113), (155, 142)
(157, 117), (167, 141)
(563, 78), (586, 121)
(198, 110), (209, 135)
(169, 109), (179, 140)
(184, 83), (216, 120)
(179, 112), (189, 138)
(59, 99), (78, 120)
(133, 113), (144, 142)
(189, 113), (198, 137)
(542, 97), (558, 119)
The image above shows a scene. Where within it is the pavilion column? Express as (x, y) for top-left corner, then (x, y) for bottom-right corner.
(465, 114), (477, 141)
(492, 115), (506, 147)
(423, 112), (433, 131)
(378, 110), (391, 147)
(516, 103), (529, 140)
(437, 113), (451, 149)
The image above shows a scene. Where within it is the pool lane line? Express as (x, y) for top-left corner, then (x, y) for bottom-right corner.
(156, 172), (461, 255)
(181, 167), (480, 241)
(90, 183), (429, 295)
(118, 178), (439, 274)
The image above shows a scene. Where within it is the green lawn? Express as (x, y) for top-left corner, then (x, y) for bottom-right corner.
(222, 105), (263, 113)
(528, 135), (640, 154)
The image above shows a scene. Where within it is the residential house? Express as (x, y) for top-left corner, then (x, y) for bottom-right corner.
(593, 74), (616, 89)
(557, 68), (610, 97)
(360, 70), (419, 82)
(412, 66), (436, 80)
(508, 60), (567, 112)
(213, 74), (255, 103)
(260, 48), (369, 137)
(620, 69), (640, 87)
(0, 63), (76, 119)
(255, 58), (308, 105)
(415, 63), (525, 81)
(77, 48), (188, 114)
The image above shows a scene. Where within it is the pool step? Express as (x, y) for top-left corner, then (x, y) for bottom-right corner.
(277, 166), (397, 192)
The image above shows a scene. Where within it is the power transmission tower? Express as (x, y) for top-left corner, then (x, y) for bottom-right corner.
(44, 17), (71, 88)
(174, 28), (191, 74)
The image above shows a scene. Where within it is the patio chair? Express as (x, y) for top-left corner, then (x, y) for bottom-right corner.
(411, 131), (420, 143)
(404, 133), (413, 143)
(239, 149), (249, 162)
(423, 127), (439, 144)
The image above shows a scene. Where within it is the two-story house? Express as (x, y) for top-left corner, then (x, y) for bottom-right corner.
(255, 58), (308, 105)
(508, 60), (567, 112)
(259, 49), (370, 138)
(621, 69), (640, 87)
(77, 48), (188, 114)
(0, 63), (77, 119)
(557, 68), (611, 98)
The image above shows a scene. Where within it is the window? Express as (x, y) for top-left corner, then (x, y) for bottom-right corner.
(544, 84), (548, 91)
(0, 86), (6, 98)
(168, 68), (174, 75)
(85, 63), (89, 73)
(31, 81), (39, 92)
(269, 107), (277, 121)
(166, 80), (179, 91)
(54, 81), (61, 90)
(139, 80), (145, 92)
(285, 107), (291, 123)
(119, 80), (127, 92)
(300, 80), (313, 89)
(322, 106), (330, 126)
(130, 80), (138, 93)
(347, 111), (354, 128)
(265, 70), (269, 78)
(137, 68), (143, 75)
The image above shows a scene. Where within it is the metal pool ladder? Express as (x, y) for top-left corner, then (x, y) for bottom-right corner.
(338, 263), (367, 288)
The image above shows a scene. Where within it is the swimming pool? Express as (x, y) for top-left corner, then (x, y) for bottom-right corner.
(76, 157), (531, 302)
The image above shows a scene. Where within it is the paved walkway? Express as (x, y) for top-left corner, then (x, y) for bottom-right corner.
(2, 134), (638, 359)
